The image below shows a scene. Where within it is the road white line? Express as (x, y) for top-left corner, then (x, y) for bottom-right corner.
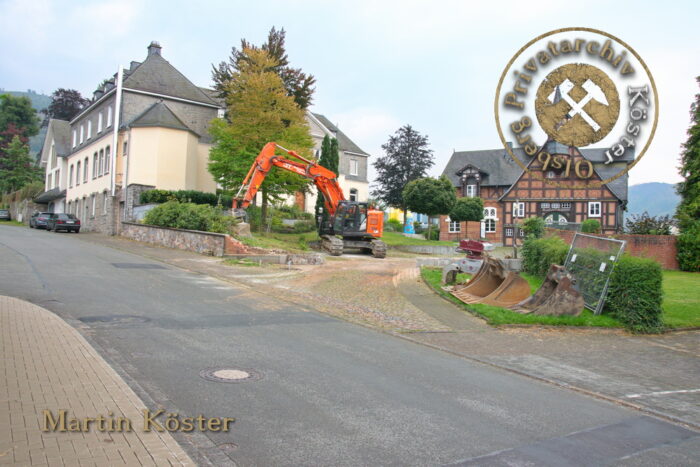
(626, 389), (700, 398)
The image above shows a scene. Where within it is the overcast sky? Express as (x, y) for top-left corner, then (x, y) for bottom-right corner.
(1, 0), (698, 187)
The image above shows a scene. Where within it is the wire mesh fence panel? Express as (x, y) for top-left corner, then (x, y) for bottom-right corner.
(563, 233), (626, 314)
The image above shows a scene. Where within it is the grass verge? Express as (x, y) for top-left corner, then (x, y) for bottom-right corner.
(662, 270), (700, 328)
(0, 220), (25, 227)
(237, 231), (319, 253)
(421, 266), (623, 328)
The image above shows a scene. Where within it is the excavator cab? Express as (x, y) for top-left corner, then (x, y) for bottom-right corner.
(321, 201), (383, 239)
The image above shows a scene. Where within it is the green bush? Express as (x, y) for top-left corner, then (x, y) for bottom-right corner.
(386, 218), (403, 232)
(581, 219), (601, 233)
(424, 228), (440, 240)
(521, 217), (545, 238)
(677, 221), (700, 272)
(521, 236), (569, 277)
(604, 255), (664, 333)
(143, 201), (236, 233)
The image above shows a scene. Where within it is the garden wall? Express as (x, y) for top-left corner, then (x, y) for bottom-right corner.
(121, 222), (248, 256)
(545, 228), (679, 270)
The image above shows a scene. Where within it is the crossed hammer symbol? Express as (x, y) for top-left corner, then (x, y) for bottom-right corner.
(547, 78), (609, 131)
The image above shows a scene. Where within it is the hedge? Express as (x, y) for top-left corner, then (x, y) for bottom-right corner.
(521, 236), (569, 277)
(140, 189), (233, 208)
(581, 219), (601, 233)
(676, 221), (700, 272)
(604, 255), (664, 333)
(143, 201), (236, 234)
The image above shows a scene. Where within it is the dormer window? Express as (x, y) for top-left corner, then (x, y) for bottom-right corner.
(466, 185), (477, 197)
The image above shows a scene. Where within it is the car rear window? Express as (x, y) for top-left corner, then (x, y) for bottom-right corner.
(58, 214), (77, 219)
(0, 210), (8, 214)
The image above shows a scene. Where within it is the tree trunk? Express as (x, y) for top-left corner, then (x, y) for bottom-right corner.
(402, 206), (408, 231)
(427, 216), (432, 240)
(261, 186), (268, 233)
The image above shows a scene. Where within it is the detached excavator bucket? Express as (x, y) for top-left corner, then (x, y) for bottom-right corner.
(510, 264), (584, 316)
(451, 258), (530, 307)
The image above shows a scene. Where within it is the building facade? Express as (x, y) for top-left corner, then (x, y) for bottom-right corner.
(36, 119), (71, 212)
(440, 142), (630, 246)
(37, 41), (223, 234)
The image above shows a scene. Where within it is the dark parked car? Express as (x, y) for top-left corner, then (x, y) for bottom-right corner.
(0, 209), (10, 221)
(30, 211), (52, 229)
(46, 213), (81, 233)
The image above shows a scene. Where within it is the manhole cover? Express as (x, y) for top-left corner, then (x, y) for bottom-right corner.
(112, 263), (166, 269)
(78, 315), (151, 325)
(218, 442), (238, 453)
(200, 368), (262, 383)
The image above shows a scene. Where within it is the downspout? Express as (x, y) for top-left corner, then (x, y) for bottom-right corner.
(110, 65), (123, 196)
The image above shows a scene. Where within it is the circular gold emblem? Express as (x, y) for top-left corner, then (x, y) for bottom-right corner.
(535, 63), (620, 147)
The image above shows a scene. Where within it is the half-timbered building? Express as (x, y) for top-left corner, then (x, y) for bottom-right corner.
(439, 141), (631, 246)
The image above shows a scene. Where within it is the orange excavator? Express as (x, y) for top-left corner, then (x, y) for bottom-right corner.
(232, 142), (387, 258)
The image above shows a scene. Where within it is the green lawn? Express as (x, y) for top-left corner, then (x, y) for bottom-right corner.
(0, 220), (25, 227)
(662, 270), (700, 328)
(238, 231), (319, 253)
(421, 267), (623, 328)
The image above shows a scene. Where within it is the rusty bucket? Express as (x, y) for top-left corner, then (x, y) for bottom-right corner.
(451, 258), (530, 307)
(510, 264), (584, 316)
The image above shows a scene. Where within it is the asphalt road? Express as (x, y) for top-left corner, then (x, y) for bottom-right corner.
(1, 225), (697, 466)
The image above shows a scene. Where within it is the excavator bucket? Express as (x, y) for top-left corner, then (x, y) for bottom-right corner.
(451, 257), (530, 307)
(510, 264), (584, 316)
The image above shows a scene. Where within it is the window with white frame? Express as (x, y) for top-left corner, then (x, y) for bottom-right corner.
(123, 141), (128, 157)
(98, 112), (103, 132)
(69, 165), (74, 188)
(349, 188), (358, 202)
(513, 202), (525, 217)
(107, 106), (113, 127)
(98, 149), (104, 176)
(93, 153), (98, 178)
(448, 220), (461, 233)
(552, 202), (560, 209)
(91, 194), (96, 217)
(349, 159), (358, 176)
(466, 184), (477, 197)
(72, 130), (77, 147)
(588, 201), (601, 217)
(483, 207), (497, 233)
(505, 227), (514, 237)
(541, 202), (550, 209)
(83, 157), (89, 183)
(87, 120), (92, 139)
(519, 229), (526, 237)
(76, 161), (81, 185)
(103, 191), (108, 213)
(79, 124), (84, 144)
(546, 170), (555, 179)
(562, 202), (571, 209)
(104, 146), (111, 174)
(483, 207), (497, 219)
(55, 169), (60, 188)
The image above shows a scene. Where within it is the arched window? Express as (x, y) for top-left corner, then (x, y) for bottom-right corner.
(349, 188), (358, 202)
(107, 106), (113, 127)
(104, 146), (111, 174)
(93, 152), (98, 179)
(99, 149), (104, 176)
(83, 157), (89, 183)
(76, 161), (81, 185)
(69, 164), (74, 188)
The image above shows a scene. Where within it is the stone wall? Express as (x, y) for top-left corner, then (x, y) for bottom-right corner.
(4, 198), (47, 224)
(124, 184), (155, 221)
(121, 222), (228, 256)
(545, 228), (679, 270)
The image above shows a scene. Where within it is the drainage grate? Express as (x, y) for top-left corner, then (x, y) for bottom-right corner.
(200, 368), (262, 383)
(112, 263), (166, 269)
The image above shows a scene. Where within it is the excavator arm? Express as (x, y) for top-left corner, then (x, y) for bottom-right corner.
(233, 142), (345, 216)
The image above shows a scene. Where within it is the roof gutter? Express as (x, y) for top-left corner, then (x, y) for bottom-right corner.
(111, 65), (123, 197)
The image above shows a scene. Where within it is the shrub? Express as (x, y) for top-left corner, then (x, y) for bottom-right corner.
(676, 221), (700, 271)
(521, 217), (545, 238)
(386, 218), (403, 232)
(140, 189), (233, 208)
(581, 219), (601, 234)
(424, 228), (440, 241)
(143, 201), (236, 234)
(604, 255), (664, 333)
(521, 236), (569, 277)
(449, 197), (483, 223)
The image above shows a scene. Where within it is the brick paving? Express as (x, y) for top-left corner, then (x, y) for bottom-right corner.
(0, 295), (194, 466)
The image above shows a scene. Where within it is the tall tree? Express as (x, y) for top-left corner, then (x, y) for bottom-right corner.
(208, 47), (314, 227)
(0, 94), (39, 139)
(212, 26), (316, 110)
(372, 125), (434, 226)
(676, 76), (700, 230)
(403, 176), (456, 239)
(0, 136), (42, 194)
(46, 88), (88, 121)
(314, 135), (339, 226)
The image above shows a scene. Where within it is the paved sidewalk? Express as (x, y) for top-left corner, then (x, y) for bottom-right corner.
(0, 295), (194, 466)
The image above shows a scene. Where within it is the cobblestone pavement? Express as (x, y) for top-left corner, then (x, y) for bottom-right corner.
(77, 233), (700, 431)
(0, 295), (194, 466)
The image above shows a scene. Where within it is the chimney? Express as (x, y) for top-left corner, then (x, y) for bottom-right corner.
(147, 41), (162, 56)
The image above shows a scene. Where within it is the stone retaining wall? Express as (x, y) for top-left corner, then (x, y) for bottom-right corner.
(121, 222), (248, 257)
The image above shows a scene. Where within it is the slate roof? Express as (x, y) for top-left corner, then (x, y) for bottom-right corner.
(47, 119), (71, 157)
(128, 102), (198, 135)
(122, 51), (217, 106)
(442, 144), (632, 201)
(312, 113), (370, 156)
(34, 188), (66, 203)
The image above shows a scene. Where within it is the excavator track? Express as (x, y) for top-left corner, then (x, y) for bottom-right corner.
(370, 240), (387, 259)
(321, 235), (345, 256)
